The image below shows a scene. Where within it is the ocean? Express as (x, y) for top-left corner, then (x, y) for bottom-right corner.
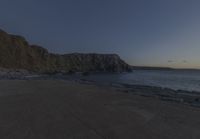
(75, 70), (200, 92)
(28, 69), (200, 92)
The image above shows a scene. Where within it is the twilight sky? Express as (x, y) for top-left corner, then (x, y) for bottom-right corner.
(0, 0), (200, 68)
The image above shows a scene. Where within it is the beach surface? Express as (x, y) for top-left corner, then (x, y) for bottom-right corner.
(0, 80), (200, 139)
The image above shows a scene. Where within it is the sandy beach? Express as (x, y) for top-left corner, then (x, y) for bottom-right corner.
(0, 80), (200, 139)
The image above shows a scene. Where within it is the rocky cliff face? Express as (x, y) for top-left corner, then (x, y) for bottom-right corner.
(0, 29), (131, 73)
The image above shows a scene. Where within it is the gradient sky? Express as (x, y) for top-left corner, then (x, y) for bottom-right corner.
(0, 0), (200, 68)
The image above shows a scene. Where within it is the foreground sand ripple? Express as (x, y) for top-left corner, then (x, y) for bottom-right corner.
(0, 80), (200, 139)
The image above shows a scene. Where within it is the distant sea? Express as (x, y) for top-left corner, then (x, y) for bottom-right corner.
(32, 69), (200, 92)
(72, 70), (200, 92)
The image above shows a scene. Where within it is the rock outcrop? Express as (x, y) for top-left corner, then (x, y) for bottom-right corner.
(0, 29), (131, 73)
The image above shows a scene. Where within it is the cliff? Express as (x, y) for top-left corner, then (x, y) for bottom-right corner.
(0, 29), (131, 73)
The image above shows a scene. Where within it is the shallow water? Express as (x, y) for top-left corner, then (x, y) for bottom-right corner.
(77, 70), (200, 92)
(27, 70), (200, 92)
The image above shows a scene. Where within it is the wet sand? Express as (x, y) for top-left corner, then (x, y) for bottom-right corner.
(0, 80), (200, 139)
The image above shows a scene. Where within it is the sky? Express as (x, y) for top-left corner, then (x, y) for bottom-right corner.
(0, 0), (200, 68)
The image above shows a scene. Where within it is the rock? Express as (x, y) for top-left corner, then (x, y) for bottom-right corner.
(0, 29), (132, 73)
(82, 72), (90, 76)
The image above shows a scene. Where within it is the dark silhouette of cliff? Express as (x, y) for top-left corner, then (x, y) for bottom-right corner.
(0, 29), (131, 73)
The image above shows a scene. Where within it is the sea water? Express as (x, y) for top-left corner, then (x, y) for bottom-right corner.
(30, 69), (200, 92)
(78, 70), (200, 92)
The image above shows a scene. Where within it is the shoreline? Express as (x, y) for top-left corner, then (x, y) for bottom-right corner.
(77, 79), (200, 108)
(1, 71), (200, 108)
